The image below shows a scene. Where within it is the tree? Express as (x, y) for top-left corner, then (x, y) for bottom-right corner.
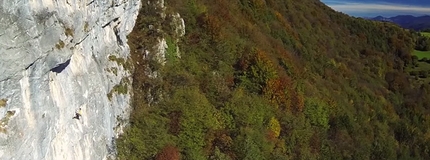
(268, 117), (281, 138)
(304, 98), (329, 130)
(415, 36), (430, 51)
(156, 145), (180, 160)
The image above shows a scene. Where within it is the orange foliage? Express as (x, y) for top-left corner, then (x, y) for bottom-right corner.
(292, 89), (304, 113)
(254, 49), (278, 75)
(201, 14), (223, 40)
(156, 145), (180, 160)
(263, 76), (293, 109)
(265, 130), (278, 142)
(254, 49), (270, 68)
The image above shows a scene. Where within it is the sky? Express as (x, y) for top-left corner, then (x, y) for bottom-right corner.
(321, 0), (430, 17)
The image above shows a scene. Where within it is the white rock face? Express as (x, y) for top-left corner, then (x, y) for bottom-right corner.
(0, 0), (140, 159)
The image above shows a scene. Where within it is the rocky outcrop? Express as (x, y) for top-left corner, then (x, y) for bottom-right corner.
(0, 0), (140, 159)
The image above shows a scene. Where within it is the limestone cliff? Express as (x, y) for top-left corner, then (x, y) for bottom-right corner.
(0, 0), (140, 159)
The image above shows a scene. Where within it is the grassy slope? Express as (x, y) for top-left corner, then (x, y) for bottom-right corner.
(413, 32), (430, 59)
(118, 0), (430, 159)
(413, 50), (430, 59)
(422, 32), (430, 37)
(410, 32), (430, 85)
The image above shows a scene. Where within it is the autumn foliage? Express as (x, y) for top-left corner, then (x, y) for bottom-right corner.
(117, 0), (429, 159)
(155, 145), (180, 160)
(263, 76), (293, 109)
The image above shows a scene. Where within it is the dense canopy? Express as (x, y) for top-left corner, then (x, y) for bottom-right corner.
(117, 0), (430, 159)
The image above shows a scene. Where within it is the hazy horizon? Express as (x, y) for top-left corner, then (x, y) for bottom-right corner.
(321, 0), (430, 17)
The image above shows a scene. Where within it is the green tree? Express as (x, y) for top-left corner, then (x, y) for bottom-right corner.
(304, 98), (330, 130)
(167, 87), (220, 159)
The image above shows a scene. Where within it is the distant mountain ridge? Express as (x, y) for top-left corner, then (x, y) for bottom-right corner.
(369, 15), (430, 31)
(371, 16), (393, 22)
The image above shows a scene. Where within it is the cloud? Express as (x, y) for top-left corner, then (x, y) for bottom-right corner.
(323, 1), (430, 16)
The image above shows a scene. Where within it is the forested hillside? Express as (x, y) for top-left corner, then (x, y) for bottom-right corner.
(117, 0), (430, 159)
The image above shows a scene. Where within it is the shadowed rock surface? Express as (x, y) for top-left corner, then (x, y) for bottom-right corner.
(50, 59), (71, 73)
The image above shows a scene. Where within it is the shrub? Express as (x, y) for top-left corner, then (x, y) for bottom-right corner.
(0, 99), (7, 108)
(55, 40), (65, 49)
(65, 27), (74, 37)
(0, 110), (15, 133)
